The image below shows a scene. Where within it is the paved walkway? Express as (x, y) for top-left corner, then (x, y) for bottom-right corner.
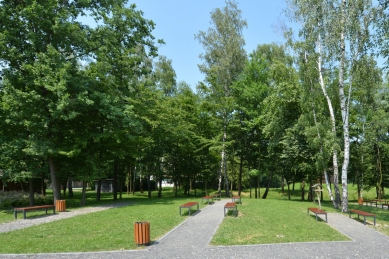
(0, 202), (132, 233)
(1, 201), (389, 259)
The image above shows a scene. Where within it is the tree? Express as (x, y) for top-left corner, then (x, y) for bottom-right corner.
(195, 0), (247, 197)
(286, 0), (377, 212)
(0, 1), (158, 203)
(230, 46), (270, 196)
(260, 44), (302, 199)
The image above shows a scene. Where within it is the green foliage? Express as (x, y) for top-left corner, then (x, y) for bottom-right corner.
(0, 191), (53, 210)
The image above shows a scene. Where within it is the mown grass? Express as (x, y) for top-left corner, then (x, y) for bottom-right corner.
(0, 192), (206, 254)
(0, 184), (388, 254)
(211, 199), (349, 245)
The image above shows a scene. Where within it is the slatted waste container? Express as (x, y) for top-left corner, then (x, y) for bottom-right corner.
(134, 221), (150, 246)
(55, 200), (66, 212)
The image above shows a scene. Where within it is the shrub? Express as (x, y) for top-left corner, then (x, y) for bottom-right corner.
(0, 191), (53, 210)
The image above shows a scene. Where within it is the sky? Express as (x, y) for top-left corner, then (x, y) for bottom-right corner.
(129, 0), (289, 89)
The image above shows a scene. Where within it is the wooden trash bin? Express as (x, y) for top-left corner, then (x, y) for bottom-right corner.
(358, 197), (363, 205)
(55, 200), (66, 212)
(134, 222), (150, 246)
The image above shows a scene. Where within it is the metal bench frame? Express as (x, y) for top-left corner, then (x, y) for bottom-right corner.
(307, 208), (327, 222)
(349, 209), (376, 226)
(14, 205), (56, 219)
(232, 196), (241, 204)
(224, 202), (237, 217)
(179, 202), (199, 216)
(201, 196), (214, 204)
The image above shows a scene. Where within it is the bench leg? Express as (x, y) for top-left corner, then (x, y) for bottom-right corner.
(14, 211), (17, 220)
(23, 211), (27, 219)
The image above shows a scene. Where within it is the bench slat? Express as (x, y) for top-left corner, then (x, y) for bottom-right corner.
(307, 208), (327, 222)
(349, 209), (376, 226)
(179, 202), (199, 216)
(14, 205), (56, 219)
(224, 202), (237, 217)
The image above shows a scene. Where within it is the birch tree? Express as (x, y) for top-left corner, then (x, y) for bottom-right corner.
(195, 0), (247, 196)
(287, 0), (377, 212)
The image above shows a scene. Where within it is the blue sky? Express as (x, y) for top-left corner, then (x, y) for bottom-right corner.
(130, 0), (288, 89)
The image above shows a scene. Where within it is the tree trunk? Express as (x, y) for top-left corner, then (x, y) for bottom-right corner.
(220, 126), (229, 197)
(287, 179), (291, 200)
(249, 176), (252, 198)
(119, 174), (123, 199)
(96, 179), (101, 201)
(158, 179), (162, 198)
(238, 154), (243, 196)
(308, 80), (336, 206)
(376, 144), (383, 199)
(317, 37), (341, 209)
(339, 0), (350, 213)
(139, 165), (143, 194)
(127, 166), (131, 195)
(28, 178), (34, 206)
(257, 175), (260, 198)
(132, 165), (136, 195)
(49, 157), (61, 202)
(113, 161), (118, 200)
(41, 174), (46, 195)
(80, 181), (87, 206)
(68, 178), (73, 198)
(255, 180), (257, 199)
(147, 174), (151, 198)
(281, 176), (285, 194)
(262, 172), (273, 199)
(62, 179), (67, 197)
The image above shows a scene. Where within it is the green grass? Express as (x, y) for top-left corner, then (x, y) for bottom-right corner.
(211, 199), (349, 245)
(0, 185), (389, 254)
(0, 192), (206, 254)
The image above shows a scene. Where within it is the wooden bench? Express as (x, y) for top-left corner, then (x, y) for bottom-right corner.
(224, 202), (237, 216)
(14, 205), (56, 219)
(365, 199), (388, 208)
(232, 196), (241, 204)
(349, 209), (376, 226)
(179, 202), (199, 216)
(212, 194), (221, 201)
(307, 208), (327, 222)
(201, 196), (214, 204)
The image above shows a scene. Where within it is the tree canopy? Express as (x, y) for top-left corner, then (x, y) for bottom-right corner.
(1, 0), (389, 212)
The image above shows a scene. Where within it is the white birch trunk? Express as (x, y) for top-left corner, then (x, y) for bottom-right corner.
(339, 0), (349, 213)
(317, 36), (341, 208)
(311, 99), (336, 206)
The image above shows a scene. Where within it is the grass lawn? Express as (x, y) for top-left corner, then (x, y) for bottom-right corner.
(211, 198), (349, 245)
(0, 185), (388, 253)
(0, 191), (206, 254)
